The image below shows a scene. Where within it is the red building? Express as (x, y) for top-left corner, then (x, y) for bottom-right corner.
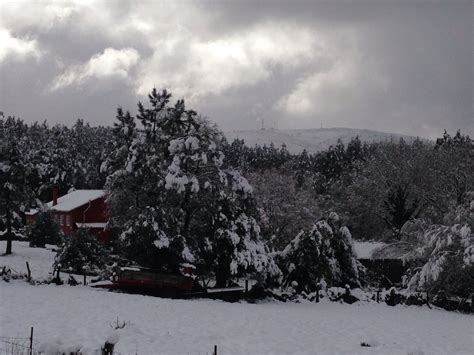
(26, 189), (111, 243)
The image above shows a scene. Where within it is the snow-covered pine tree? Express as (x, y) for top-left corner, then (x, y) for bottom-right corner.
(101, 108), (137, 179)
(107, 89), (277, 286)
(403, 193), (474, 300)
(0, 116), (31, 254)
(27, 210), (62, 247)
(278, 212), (359, 293)
(55, 229), (108, 274)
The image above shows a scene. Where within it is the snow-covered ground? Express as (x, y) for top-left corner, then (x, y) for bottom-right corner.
(1, 241), (472, 355)
(0, 240), (57, 281)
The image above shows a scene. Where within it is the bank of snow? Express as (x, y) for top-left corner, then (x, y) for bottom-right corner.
(1, 241), (472, 355)
(1, 282), (472, 354)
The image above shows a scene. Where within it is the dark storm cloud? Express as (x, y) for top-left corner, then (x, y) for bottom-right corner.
(0, 0), (472, 138)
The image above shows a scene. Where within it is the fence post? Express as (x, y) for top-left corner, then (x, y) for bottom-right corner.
(214, 345), (217, 355)
(29, 326), (33, 355)
(83, 272), (87, 286)
(376, 290), (381, 303)
(245, 280), (249, 294)
(26, 262), (31, 282)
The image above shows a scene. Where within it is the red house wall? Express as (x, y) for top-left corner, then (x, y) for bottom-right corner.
(67, 197), (110, 242)
(28, 197), (111, 243)
(68, 197), (108, 226)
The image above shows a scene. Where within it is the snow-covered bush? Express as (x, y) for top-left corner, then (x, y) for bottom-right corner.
(55, 230), (108, 274)
(403, 195), (474, 300)
(119, 207), (185, 272)
(277, 212), (360, 293)
(27, 211), (62, 247)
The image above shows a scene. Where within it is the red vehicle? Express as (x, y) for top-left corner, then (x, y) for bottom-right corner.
(93, 266), (245, 301)
(95, 267), (196, 297)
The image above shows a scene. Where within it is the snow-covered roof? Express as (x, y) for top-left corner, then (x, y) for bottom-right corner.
(48, 190), (105, 212)
(76, 222), (107, 229)
(27, 190), (106, 214)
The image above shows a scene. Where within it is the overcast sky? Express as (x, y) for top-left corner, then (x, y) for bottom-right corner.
(0, 0), (472, 138)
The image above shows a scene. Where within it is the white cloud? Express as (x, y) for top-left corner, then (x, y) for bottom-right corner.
(277, 58), (357, 115)
(50, 47), (140, 91)
(0, 28), (40, 63)
(134, 23), (323, 101)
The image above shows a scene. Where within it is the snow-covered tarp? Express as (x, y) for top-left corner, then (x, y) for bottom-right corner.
(352, 241), (386, 259)
(76, 222), (107, 229)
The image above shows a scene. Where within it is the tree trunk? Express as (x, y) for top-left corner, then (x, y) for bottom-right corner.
(215, 259), (230, 288)
(5, 190), (12, 255)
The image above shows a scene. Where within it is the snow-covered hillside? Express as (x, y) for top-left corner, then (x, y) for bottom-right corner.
(225, 128), (416, 154)
(1, 241), (473, 355)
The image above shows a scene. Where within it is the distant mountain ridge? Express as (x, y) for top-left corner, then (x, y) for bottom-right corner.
(224, 127), (416, 154)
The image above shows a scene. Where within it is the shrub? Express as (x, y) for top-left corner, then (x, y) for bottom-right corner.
(27, 211), (62, 247)
(277, 212), (360, 293)
(404, 195), (474, 302)
(55, 229), (108, 274)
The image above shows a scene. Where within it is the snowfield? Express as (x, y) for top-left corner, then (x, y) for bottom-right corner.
(1, 242), (473, 355)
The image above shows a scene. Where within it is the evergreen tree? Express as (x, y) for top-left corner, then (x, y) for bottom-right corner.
(278, 212), (359, 293)
(107, 89), (277, 286)
(55, 229), (108, 274)
(0, 117), (30, 254)
(27, 210), (62, 247)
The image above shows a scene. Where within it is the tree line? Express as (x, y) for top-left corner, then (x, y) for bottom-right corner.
(1, 88), (473, 301)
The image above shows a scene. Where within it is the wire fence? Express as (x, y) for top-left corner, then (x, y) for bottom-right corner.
(0, 332), (219, 355)
(0, 330), (109, 355)
(0, 336), (41, 355)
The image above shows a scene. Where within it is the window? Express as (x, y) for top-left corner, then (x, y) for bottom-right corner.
(60, 214), (65, 226)
(65, 215), (71, 226)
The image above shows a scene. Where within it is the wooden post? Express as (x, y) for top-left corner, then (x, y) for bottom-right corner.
(29, 326), (33, 355)
(376, 290), (381, 303)
(83, 272), (87, 286)
(102, 341), (114, 355)
(245, 280), (249, 294)
(214, 345), (217, 355)
(56, 266), (60, 279)
(26, 262), (31, 282)
(315, 285), (320, 303)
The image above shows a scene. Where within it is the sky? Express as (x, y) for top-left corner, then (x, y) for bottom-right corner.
(0, 0), (472, 138)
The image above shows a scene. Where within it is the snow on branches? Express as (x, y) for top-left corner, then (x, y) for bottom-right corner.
(106, 89), (276, 285)
(278, 212), (360, 293)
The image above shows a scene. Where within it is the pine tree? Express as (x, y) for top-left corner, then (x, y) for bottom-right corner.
(0, 117), (30, 254)
(27, 211), (62, 247)
(278, 212), (359, 293)
(107, 89), (277, 286)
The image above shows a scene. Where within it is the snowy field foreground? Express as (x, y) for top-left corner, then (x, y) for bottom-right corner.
(1, 283), (473, 355)
(1, 242), (473, 355)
